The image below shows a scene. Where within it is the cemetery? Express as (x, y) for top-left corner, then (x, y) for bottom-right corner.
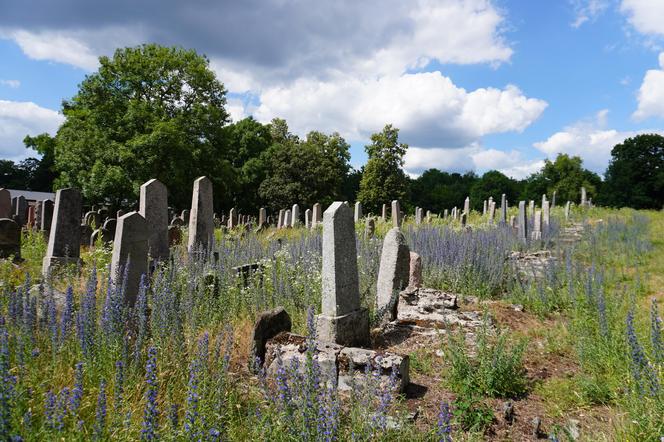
(0, 176), (661, 441)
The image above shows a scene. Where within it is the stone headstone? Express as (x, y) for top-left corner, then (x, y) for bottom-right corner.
(259, 207), (267, 228)
(408, 251), (422, 288)
(483, 200), (487, 215)
(15, 196), (27, 227)
(228, 208), (237, 229)
(528, 200), (535, 218)
(312, 203), (322, 227)
(541, 194), (547, 209)
(415, 207), (422, 225)
(542, 200), (550, 236)
(187, 176), (214, 253)
(551, 191), (557, 208)
(84, 210), (101, 228)
(250, 307), (292, 371)
(518, 201), (528, 245)
(488, 201), (496, 224)
(532, 210), (542, 241)
(463, 197), (470, 215)
(111, 211), (149, 306)
(80, 225), (93, 246)
(500, 193), (507, 224)
(116, 209), (125, 219)
(376, 227), (410, 320)
(277, 209), (285, 229)
(381, 204), (387, 222)
(580, 187), (587, 207)
(181, 209), (190, 224)
(0, 189), (10, 218)
(11, 198), (16, 218)
(354, 202), (362, 223)
(391, 200), (401, 228)
(426, 210), (432, 223)
(510, 215), (516, 228)
(304, 208), (311, 229)
(0, 218), (20, 259)
(365, 217), (375, 238)
(102, 219), (117, 241)
(43, 189), (82, 274)
(291, 204), (300, 227)
(41, 200), (54, 231)
(565, 201), (571, 220)
(27, 205), (36, 229)
(284, 209), (292, 228)
(139, 179), (169, 262)
(316, 202), (369, 347)
(444, 209), (449, 218)
(34, 201), (42, 229)
(460, 212), (467, 227)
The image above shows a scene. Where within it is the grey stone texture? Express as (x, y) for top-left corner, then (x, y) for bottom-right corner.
(0, 189), (10, 218)
(381, 204), (387, 222)
(376, 227), (410, 320)
(291, 204), (300, 227)
(304, 208), (311, 229)
(41, 200), (54, 231)
(228, 208), (237, 229)
(111, 211), (149, 306)
(408, 251), (422, 288)
(139, 179), (169, 262)
(15, 196), (27, 227)
(464, 197), (470, 215)
(542, 200), (550, 235)
(364, 217), (375, 238)
(518, 201), (528, 244)
(250, 307), (292, 371)
(391, 200), (401, 228)
(187, 176), (214, 253)
(500, 193), (507, 224)
(43, 188), (82, 275)
(354, 202), (362, 223)
(259, 207), (267, 228)
(316, 202), (369, 347)
(277, 209), (285, 229)
(312, 203), (322, 227)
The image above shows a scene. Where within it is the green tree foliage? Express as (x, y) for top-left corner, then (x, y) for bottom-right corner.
(602, 134), (664, 209)
(469, 171), (519, 210)
(520, 154), (600, 204)
(410, 170), (477, 213)
(357, 125), (409, 212)
(52, 44), (231, 209)
(258, 120), (351, 211)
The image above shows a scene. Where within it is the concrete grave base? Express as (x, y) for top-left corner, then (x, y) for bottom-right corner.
(265, 332), (409, 393)
(316, 307), (370, 348)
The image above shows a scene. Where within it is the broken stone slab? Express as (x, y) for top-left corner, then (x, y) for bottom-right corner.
(396, 287), (487, 329)
(264, 332), (409, 393)
(250, 307), (292, 371)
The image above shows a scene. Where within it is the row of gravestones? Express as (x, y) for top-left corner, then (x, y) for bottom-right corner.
(0, 189), (56, 260)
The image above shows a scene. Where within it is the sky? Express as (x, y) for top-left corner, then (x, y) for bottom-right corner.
(2, 0), (664, 179)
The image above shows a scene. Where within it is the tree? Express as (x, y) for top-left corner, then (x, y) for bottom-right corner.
(470, 170), (519, 209)
(520, 154), (600, 204)
(258, 122), (351, 211)
(357, 125), (409, 212)
(52, 44), (231, 209)
(410, 169), (478, 214)
(23, 133), (57, 191)
(602, 134), (664, 209)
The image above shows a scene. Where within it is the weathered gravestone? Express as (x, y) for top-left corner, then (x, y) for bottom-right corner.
(291, 204), (300, 227)
(408, 251), (422, 288)
(43, 188), (82, 275)
(565, 201), (571, 220)
(187, 176), (214, 254)
(580, 187), (587, 207)
(15, 196), (27, 227)
(181, 209), (190, 224)
(171, 216), (185, 227)
(277, 209), (285, 229)
(80, 225), (93, 246)
(249, 307), (292, 370)
(518, 201), (528, 245)
(381, 204), (387, 222)
(311, 203), (321, 227)
(284, 210), (292, 228)
(111, 212), (149, 306)
(0, 218), (20, 259)
(488, 201), (496, 224)
(168, 225), (182, 245)
(34, 202), (42, 229)
(258, 208), (267, 229)
(0, 189), (11, 218)
(376, 227), (410, 320)
(228, 208), (237, 229)
(316, 202), (370, 347)
(464, 197), (470, 215)
(354, 202), (362, 223)
(27, 206), (36, 229)
(365, 217), (375, 238)
(532, 210), (542, 241)
(304, 209), (311, 229)
(500, 193), (507, 224)
(139, 179), (169, 262)
(41, 200), (54, 231)
(542, 200), (550, 236)
(391, 200), (401, 228)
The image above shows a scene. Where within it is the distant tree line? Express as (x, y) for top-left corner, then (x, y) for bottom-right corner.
(2, 44), (663, 212)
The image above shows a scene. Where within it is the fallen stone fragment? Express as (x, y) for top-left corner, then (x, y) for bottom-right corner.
(250, 307), (292, 371)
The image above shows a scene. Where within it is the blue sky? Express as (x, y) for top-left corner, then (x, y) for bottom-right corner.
(1, 0), (664, 179)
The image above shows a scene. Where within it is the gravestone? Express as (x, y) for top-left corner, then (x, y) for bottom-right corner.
(483, 200), (487, 215)
(277, 209), (285, 229)
(187, 176), (214, 253)
(292, 204), (300, 227)
(80, 225), (93, 246)
(541, 194), (547, 209)
(228, 208), (237, 229)
(542, 200), (550, 236)
(444, 209), (449, 218)
(312, 203), (322, 227)
(0, 218), (20, 259)
(376, 227), (410, 320)
(408, 252), (422, 288)
(139, 179), (169, 262)
(41, 200), (54, 231)
(365, 217), (375, 238)
(34, 201), (42, 229)
(518, 201), (528, 245)
(259, 208), (267, 228)
(304, 209), (311, 229)
(168, 225), (182, 245)
(0, 189), (11, 218)
(15, 196), (27, 227)
(510, 215), (516, 228)
(84, 211), (101, 228)
(11, 198), (16, 218)
(111, 212), (149, 306)
(528, 200), (535, 218)
(500, 193), (507, 224)
(426, 210), (432, 223)
(565, 201), (571, 220)
(381, 204), (387, 222)
(102, 218), (117, 241)
(170, 216), (185, 227)
(27, 206), (36, 229)
(316, 202), (370, 347)
(532, 210), (542, 241)
(117, 209), (125, 219)
(552, 191), (557, 208)
(580, 187), (587, 207)
(391, 200), (401, 228)
(181, 209), (190, 224)
(43, 188), (82, 275)
(464, 197), (470, 215)
(415, 207), (422, 224)
(354, 202), (362, 223)
(488, 201), (496, 223)
(284, 209), (292, 228)
(460, 212), (467, 227)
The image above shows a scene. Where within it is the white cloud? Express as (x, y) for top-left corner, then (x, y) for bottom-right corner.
(620, 0), (664, 36)
(533, 109), (662, 173)
(634, 52), (664, 120)
(570, 0), (609, 28)
(4, 29), (100, 70)
(0, 79), (20, 88)
(0, 100), (64, 160)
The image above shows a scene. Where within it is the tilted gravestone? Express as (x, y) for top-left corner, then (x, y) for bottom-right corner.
(42, 188), (82, 275)
(187, 176), (214, 254)
(111, 211), (149, 307)
(258, 207), (267, 228)
(284, 209), (291, 228)
(0, 189), (11, 218)
(139, 179), (169, 262)
(291, 204), (300, 227)
(228, 208), (237, 229)
(518, 201), (528, 245)
(376, 227), (410, 320)
(41, 200), (54, 231)
(0, 218), (21, 259)
(316, 202), (370, 347)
